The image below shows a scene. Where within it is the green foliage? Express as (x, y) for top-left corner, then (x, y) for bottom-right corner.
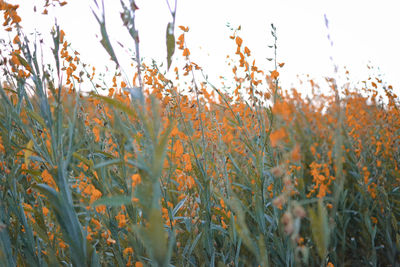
(0, 1), (399, 267)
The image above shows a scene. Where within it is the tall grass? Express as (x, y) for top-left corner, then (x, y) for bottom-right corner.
(0, 1), (399, 266)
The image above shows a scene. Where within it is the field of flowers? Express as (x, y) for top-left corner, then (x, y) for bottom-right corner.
(0, 1), (399, 266)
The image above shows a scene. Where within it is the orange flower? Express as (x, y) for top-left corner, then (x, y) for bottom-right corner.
(173, 139), (184, 158)
(271, 70), (279, 80)
(244, 46), (251, 56)
(182, 153), (192, 171)
(41, 169), (58, 191)
(123, 247), (134, 255)
(115, 213), (127, 228)
(83, 184), (102, 203)
(59, 240), (68, 249)
(60, 30), (65, 43)
(13, 35), (20, 44)
(178, 26), (189, 32)
(42, 207), (49, 217)
(91, 218), (102, 230)
(107, 236), (116, 245)
(131, 173), (141, 188)
(183, 48), (190, 57)
(269, 127), (287, 147)
(235, 36), (243, 47)
(221, 218), (228, 229)
(291, 144), (301, 162)
(362, 166), (370, 184)
(93, 126), (100, 142)
(96, 205), (106, 214)
(368, 183), (377, 199)
(11, 54), (20, 66)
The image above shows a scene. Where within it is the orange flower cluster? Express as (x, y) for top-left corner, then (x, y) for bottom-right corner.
(0, 0), (21, 31)
(0, 2), (399, 262)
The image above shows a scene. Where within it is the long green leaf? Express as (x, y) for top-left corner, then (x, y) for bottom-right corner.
(166, 22), (175, 70)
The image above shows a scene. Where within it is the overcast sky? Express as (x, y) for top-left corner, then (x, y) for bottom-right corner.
(10, 0), (400, 92)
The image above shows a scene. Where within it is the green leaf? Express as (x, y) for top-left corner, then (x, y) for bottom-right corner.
(153, 118), (175, 179)
(308, 199), (330, 261)
(92, 2), (119, 67)
(166, 22), (175, 70)
(14, 53), (31, 71)
(188, 232), (202, 257)
(34, 184), (87, 267)
(0, 204), (16, 267)
(25, 108), (46, 128)
(72, 152), (94, 168)
(90, 93), (136, 118)
(134, 208), (168, 266)
(93, 158), (123, 169)
(228, 197), (259, 261)
(172, 197), (186, 218)
(33, 184), (62, 213)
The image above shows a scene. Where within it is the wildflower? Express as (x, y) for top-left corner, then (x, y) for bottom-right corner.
(41, 169), (58, 191)
(131, 174), (141, 188)
(91, 218), (102, 230)
(270, 128), (287, 147)
(235, 36), (243, 47)
(244, 46), (251, 56)
(182, 153), (192, 171)
(59, 240), (68, 249)
(107, 236), (116, 245)
(271, 70), (279, 80)
(12, 35), (20, 44)
(182, 48), (190, 57)
(291, 144), (301, 162)
(368, 183), (377, 199)
(60, 30), (65, 43)
(123, 247), (134, 255)
(178, 26), (189, 32)
(115, 213), (127, 228)
(42, 207), (49, 217)
(93, 126), (100, 142)
(83, 184), (102, 203)
(173, 139), (184, 158)
(86, 226), (94, 241)
(221, 218), (228, 229)
(96, 205), (106, 214)
(297, 236), (304, 245)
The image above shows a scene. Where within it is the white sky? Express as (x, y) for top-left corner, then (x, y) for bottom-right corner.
(7, 0), (400, 93)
